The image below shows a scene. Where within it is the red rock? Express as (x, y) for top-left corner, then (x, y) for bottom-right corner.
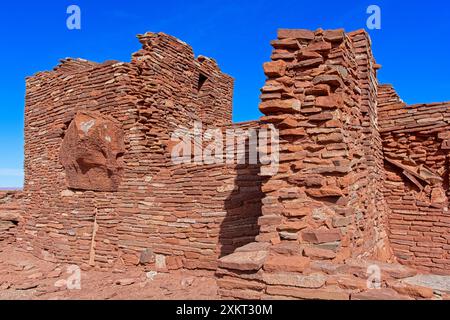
(279, 128), (306, 137)
(316, 133), (344, 144)
(278, 29), (315, 40)
(264, 255), (311, 273)
(296, 58), (324, 68)
(277, 221), (308, 232)
(60, 111), (126, 192)
(298, 50), (323, 61)
(235, 242), (271, 253)
(283, 205), (313, 218)
(351, 288), (413, 300)
(217, 277), (265, 291)
(271, 38), (299, 50)
(306, 187), (344, 198)
(263, 60), (287, 78)
(307, 41), (332, 52)
(218, 251), (268, 271)
(266, 285), (350, 300)
(0, 211), (21, 222)
(260, 99), (301, 114)
(387, 280), (434, 299)
(305, 84), (330, 96)
(263, 272), (326, 289)
(116, 278), (135, 286)
(304, 247), (337, 260)
(323, 29), (345, 42)
(302, 229), (342, 244)
(315, 94), (344, 109)
(335, 275), (368, 291)
(313, 75), (344, 88)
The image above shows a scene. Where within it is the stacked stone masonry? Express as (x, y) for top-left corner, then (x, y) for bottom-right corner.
(5, 28), (448, 299)
(379, 84), (450, 275)
(0, 191), (22, 244)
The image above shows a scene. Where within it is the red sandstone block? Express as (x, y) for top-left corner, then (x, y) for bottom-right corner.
(263, 272), (326, 289)
(301, 229), (341, 244)
(218, 250), (268, 271)
(303, 247), (337, 260)
(278, 29), (315, 40)
(263, 60), (287, 78)
(323, 29), (345, 42)
(266, 285), (350, 300)
(313, 75), (344, 88)
(351, 289), (413, 300)
(264, 255), (310, 273)
(334, 275), (368, 291)
(306, 187), (344, 198)
(387, 280), (434, 299)
(307, 41), (332, 52)
(217, 277), (266, 291)
(218, 288), (263, 300)
(297, 49), (322, 61)
(283, 205), (312, 218)
(259, 99), (301, 115)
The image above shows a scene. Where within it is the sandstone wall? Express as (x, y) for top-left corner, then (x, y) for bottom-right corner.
(256, 28), (390, 260)
(20, 33), (260, 271)
(0, 191), (23, 244)
(379, 84), (450, 274)
(217, 28), (393, 300)
(19, 26), (450, 298)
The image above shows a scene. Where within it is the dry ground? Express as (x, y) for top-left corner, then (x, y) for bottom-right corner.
(0, 244), (219, 300)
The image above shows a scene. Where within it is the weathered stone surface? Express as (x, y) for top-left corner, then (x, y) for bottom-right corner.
(16, 26), (450, 301)
(323, 29), (345, 42)
(278, 29), (315, 40)
(218, 251), (268, 271)
(60, 111), (126, 192)
(403, 275), (450, 293)
(266, 285), (350, 300)
(304, 247), (337, 260)
(263, 272), (326, 289)
(263, 60), (287, 78)
(302, 230), (341, 244)
(315, 94), (344, 109)
(351, 288), (413, 300)
(139, 248), (155, 265)
(387, 280), (434, 299)
(259, 99), (301, 114)
(264, 255), (310, 273)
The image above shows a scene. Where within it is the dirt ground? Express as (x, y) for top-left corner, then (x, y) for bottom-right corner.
(0, 244), (219, 300)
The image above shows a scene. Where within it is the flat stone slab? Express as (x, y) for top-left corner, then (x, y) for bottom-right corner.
(403, 275), (450, 293)
(218, 251), (268, 271)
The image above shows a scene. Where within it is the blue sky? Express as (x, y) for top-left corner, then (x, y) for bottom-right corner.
(1, 0), (450, 188)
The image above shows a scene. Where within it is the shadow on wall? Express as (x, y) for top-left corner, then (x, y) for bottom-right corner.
(218, 138), (267, 258)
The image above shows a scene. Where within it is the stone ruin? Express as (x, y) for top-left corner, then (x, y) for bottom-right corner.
(1, 28), (450, 300)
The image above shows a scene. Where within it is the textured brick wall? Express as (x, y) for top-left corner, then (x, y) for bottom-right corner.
(216, 28), (394, 300)
(379, 84), (450, 274)
(257, 28), (390, 260)
(20, 32), (261, 271)
(19, 27), (450, 286)
(0, 191), (22, 244)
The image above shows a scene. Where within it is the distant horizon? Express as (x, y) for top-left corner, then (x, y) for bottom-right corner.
(0, 187), (23, 191)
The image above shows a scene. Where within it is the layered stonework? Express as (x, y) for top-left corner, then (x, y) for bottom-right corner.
(20, 33), (259, 270)
(12, 28), (450, 300)
(216, 28), (400, 300)
(0, 191), (22, 244)
(379, 84), (450, 274)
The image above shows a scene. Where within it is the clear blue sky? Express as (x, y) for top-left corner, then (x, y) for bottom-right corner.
(1, 0), (449, 188)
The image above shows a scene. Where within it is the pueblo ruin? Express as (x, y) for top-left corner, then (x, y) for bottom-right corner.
(1, 28), (450, 300)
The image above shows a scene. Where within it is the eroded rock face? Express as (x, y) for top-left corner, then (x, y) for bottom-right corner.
(60, 111), (125, 192)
